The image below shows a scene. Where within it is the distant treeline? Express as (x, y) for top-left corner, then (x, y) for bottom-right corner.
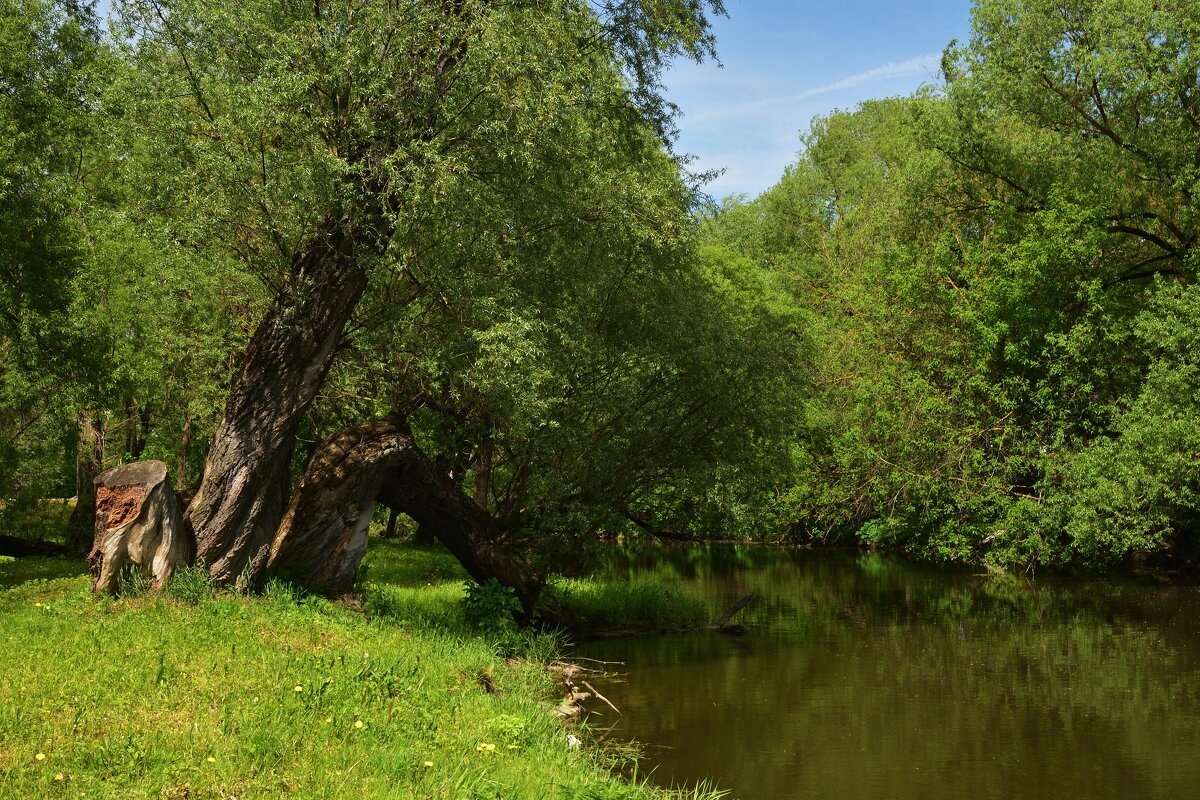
(703, 0), (1200, 570)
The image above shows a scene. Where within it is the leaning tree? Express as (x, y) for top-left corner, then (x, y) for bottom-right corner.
(103, 0), (764, 610)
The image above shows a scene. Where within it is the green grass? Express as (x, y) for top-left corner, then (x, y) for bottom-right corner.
(0, 555), (87, 592)
(540, 578), (710, 635)
(0, 538), (723, 800)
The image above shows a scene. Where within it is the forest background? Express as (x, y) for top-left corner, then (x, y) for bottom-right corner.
(3, 0), (1199, 593)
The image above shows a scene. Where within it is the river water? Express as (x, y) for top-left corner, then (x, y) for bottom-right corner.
(573, 545), (1200, 799)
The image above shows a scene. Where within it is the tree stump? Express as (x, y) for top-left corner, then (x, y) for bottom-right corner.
(88, 460), (192, 595)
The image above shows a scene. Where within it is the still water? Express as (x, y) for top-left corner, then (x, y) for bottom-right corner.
(573, 546), (1200, 800)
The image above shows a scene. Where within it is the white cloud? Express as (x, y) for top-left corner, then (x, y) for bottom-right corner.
(786, 52), (942, 102)
(687, 52), (942, 124)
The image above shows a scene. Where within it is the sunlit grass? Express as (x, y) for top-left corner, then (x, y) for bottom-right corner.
(0, 537), (723, 800)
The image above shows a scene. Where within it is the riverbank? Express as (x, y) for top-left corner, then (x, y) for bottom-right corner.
(573, 545), (1200, 800)
(0, 539), (723, 800)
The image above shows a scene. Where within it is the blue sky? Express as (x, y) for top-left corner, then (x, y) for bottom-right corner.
(667, 1), (974, 199)
(95, 0), (972, 199)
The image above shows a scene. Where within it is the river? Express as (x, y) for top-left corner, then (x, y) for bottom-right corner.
(573, 545), (1200, 799)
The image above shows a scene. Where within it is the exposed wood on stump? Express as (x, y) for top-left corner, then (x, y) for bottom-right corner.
(187, 218), (367, 588)
(88, 460), (193, 595)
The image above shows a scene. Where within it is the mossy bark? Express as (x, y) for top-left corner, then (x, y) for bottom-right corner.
(269, 416), (543, 616)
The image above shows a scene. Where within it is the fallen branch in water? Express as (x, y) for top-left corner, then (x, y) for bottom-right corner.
(582, 680), (621, 715)
(571, 656), (625, 666)
(709, 592), (755, 632)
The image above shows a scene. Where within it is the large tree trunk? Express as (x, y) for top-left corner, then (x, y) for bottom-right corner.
(269, 415), (543, 617)
(267, 418), (410, 592)
(377, 424), (544, 618)
(187, 217), (367, 587)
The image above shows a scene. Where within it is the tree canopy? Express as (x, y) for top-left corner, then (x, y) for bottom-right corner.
(702, 0), (1200, 571)
(5, 0), (1200, 587)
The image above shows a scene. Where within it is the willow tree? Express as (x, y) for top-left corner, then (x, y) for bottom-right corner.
(944, 0), (1200, 565)
(113, 0), (736, 605)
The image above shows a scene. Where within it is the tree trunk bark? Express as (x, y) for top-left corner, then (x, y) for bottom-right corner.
(269, 415), (543, 617)
(413, 522), (437, 545)
(125, 400), (150, 460)
(186, 216), (367, 587)
(382, 507), (400, 539)
(177, 406), (192, 490)
(68, 413), (105, 554)
(267, 418), (410, 593)
(89, 460), (192, 595)
(472, 436), (492, 508)
(377, 424), (543, 619)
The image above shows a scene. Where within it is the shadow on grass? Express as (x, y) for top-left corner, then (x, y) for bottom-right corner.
(0, 554), (88, 591)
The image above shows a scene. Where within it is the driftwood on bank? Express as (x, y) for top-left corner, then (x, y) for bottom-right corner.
(88, 460), (192, 594)
(550, 599), (758, 725)
(550, 661), (611, 720)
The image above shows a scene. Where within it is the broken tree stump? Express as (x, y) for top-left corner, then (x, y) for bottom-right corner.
(88, 460), (192, 595)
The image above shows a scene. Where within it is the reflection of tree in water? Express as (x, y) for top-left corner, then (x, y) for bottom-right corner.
(577, 547), (1200, 800)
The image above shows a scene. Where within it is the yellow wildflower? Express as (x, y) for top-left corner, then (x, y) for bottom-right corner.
(293, 685), (303, 693)
(422, 761), (434, 768)
(54, 773), (64, 782)
(475, 743), (496, 753)
(35, 753), (46, 761)
(206, 757), (216, 763)
(354, 720), (364, 729)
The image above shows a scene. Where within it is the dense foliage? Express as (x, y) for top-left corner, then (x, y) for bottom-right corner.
(5, 0), (1200, 577)
(706, 0), (1200, 571)
(0, 0), (803, 577)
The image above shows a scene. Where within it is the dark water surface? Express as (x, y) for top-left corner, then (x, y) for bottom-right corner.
(573, 546), (1200, 800)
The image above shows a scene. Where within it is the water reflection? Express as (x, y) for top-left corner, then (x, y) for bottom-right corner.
(575, 546), (1200, 800)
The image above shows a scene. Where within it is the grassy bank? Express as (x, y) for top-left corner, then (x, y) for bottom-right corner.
(0, 538), (721, 799)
